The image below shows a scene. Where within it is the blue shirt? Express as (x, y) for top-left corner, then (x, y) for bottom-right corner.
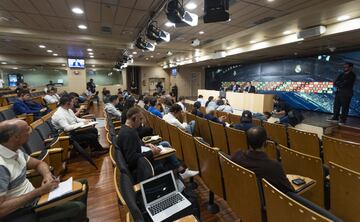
(13, 99), (41, 115)
(148, 106), (162, 118)
(204, 114), (224, 125)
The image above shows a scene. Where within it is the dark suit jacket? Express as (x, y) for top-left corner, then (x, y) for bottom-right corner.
(245, 86), (256, 93)
(231, 150), (294, 193)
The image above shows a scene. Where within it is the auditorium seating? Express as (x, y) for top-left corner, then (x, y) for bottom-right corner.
(194, 137), (224, 212)
(262, 179), (339, 222)
(252, 118), (262, 126)
(264, 140), (278, 160)
(288, 127), (321, 157)
(208, 120), (229, 153)
(225, 126), (248, 154)
(196, 116), (213, 146)
(159, 118), (171, 142)
(279, 145), (325, 207)
(262, 121), (288, 146)
(0, 105), (34, 124)
(178, 128), (200, 172)
(215, 110), (229, 122)
(167, 124), (184, 160)
(228, 113), (240, 124)
(329, 162), (360, 222)
(323, 135), (360, 172)
(219, 152), (263, 222)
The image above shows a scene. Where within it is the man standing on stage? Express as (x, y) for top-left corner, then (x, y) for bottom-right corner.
(329, 62), (356, 124)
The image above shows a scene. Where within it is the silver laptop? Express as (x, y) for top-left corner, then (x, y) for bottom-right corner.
(140, 171), (191, 222)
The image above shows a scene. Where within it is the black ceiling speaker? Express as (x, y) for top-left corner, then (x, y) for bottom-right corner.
(203, 0), (230, 23)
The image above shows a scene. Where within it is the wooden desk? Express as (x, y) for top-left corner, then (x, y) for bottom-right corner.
(174, 215), (198, 222)
(35, 181), (84, 212)
(154, 148), (176, 160)
(287, 174), (316, 195)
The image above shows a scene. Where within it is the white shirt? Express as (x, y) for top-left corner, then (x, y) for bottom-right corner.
(216, 105), (233, 113)
(0, 145), (34, 198)
(206, 101), (218, 114)
(0, 79), (4, 88)
(51, 106), (86, 131)
(163, 113), (188, 131)
(196, 98), (206, 107)
(177, 102), (186, 111)
(44, 94), (59, 104)
(104, 103), (121, 119)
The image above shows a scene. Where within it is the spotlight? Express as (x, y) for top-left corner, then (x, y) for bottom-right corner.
(146, 22), (170, 43)
(166, 0), (198, 27)
(135, 36), (155, 51)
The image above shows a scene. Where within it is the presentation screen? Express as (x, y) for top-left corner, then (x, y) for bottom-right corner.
(205, 50), (360, 116)
(68, 58), (85, 69)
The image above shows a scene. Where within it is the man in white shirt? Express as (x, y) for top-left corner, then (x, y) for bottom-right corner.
(43, 88), (59, 104)
(196, 95), (206, 107)
(0, 79), (4, 88)
(52, 95), (107, 155)
(177, 96), (186, 111)
(104, 95), (121, 120)
(163, 104), (195, 134)
(0, 119), (88, 221)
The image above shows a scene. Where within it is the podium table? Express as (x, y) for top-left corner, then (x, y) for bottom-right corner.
(198, 90), (274, 113)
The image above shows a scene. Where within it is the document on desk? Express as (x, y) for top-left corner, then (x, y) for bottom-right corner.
(48, 177), (73, 201)
(141, 145), (166, 153)
(80, 121), (98, 128)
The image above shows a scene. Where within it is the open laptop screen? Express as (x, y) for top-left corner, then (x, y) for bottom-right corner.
(143, 172), (176, 204)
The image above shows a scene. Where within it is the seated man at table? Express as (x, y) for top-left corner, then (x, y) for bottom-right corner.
(148, 97), (163, 118)
(163, 104), (195, 134)
(13, 89), (48, 119)
(117, 107), (198, 181)
(233, 110), (255, 131)
(0, 119), (88, 222)
(104, 95), (122, 120)
(51, 95), (107, 155)
(272, 96), (292, 124)
(231, 126), (294, 193)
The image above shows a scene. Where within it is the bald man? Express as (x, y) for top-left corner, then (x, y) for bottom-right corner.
(0, 119), (88, 222)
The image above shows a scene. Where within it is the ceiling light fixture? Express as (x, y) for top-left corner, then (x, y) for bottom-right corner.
(166, 0), (198, 27)
(132, 51), (137, 55)
(146, 58), (149, 60)
(46, 49), (53, 53)
(72, 7), (84, 14)
(38, 45), (46, 48)
(150, 55), (154, 58)
(78, 24), (87, 30)
(135, 36), (155, 51)
(13, 67), (18, 70)
(146, 22), (170, 43)
(199, 31), (204, 34)
(87, 48), (93, 52)
(267, 0), (275, 2)
(283, 30), (292, 35)
(337, 15), (350, 21)
(53, 53), (58, 56)
(249, 40), (256, 44)
(62, 64), (66, 66)
(88, 52), (94, 55)
(1, 61), (7, 64)
(185, 2), (197, 10)
(165, 21), (175, 27)
(90, 55), (94, 58)
(92, 64), (95, 67)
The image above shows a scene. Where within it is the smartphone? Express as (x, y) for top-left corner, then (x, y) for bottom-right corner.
(292, 178), (306, 185)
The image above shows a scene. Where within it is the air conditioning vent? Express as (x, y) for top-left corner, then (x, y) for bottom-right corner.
(298, 26), (326, 39)
(101, 26), (112, 33)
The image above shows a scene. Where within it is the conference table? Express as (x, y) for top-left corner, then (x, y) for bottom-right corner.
(198, 89), (274, 113)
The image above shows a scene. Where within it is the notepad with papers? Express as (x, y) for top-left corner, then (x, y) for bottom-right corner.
(48, 177), (73, 201)
(80, 121), (98, 128)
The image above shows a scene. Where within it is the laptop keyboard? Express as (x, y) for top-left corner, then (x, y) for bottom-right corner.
(148, 193), (184, 216)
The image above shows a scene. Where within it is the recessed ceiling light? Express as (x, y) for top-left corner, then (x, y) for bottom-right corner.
(249, 40), (256, 44)
(199, 31), (205, 35)
(90, 55), (94, 58)
(185, 2), (197, 10)
(78, 24), (87, 30)
(1, 61), (7, 64)
(145, 58), (149, 60)
(38, 45), (46, 48)
(165, 22), (175, 27)
(267, 0), (275, 2)
(87, 48), (93, 52)
(92, 69), (96, 71)
(13, 67), (18, 69)
(150, 55), (154, 58)
(337, 15), (350, 21)
(46, 49), (53, 53)
(283, 30), (292, 35)
(53, 53), (58, 56)
(62, 64), (66, 66)
(132, 51), (137, 55)
(72, 7), (84, 15)
(92, 64), (95, 67)
(88, 52), (94, 55)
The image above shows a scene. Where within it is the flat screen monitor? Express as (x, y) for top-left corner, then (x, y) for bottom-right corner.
(68, 58), (85, 69)
(171, 68), (177, 76)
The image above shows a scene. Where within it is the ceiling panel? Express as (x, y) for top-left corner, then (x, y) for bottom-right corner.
(85, 1), (100, 22)
(13, 0), (39, 13)
(0, 0), (20, 11)
(134, 0), (155, 11)
(126, 9), (147, 27)
(101, 3), (117, 26)
(48, 0), (73, 18)
(118, 0), (135, 8)
(114, 6), (132, 26)
(31, 0), (56, 16)
(31, 14), (52, 29)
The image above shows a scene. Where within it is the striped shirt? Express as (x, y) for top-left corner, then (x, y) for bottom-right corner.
(0, 145), (34, 198)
